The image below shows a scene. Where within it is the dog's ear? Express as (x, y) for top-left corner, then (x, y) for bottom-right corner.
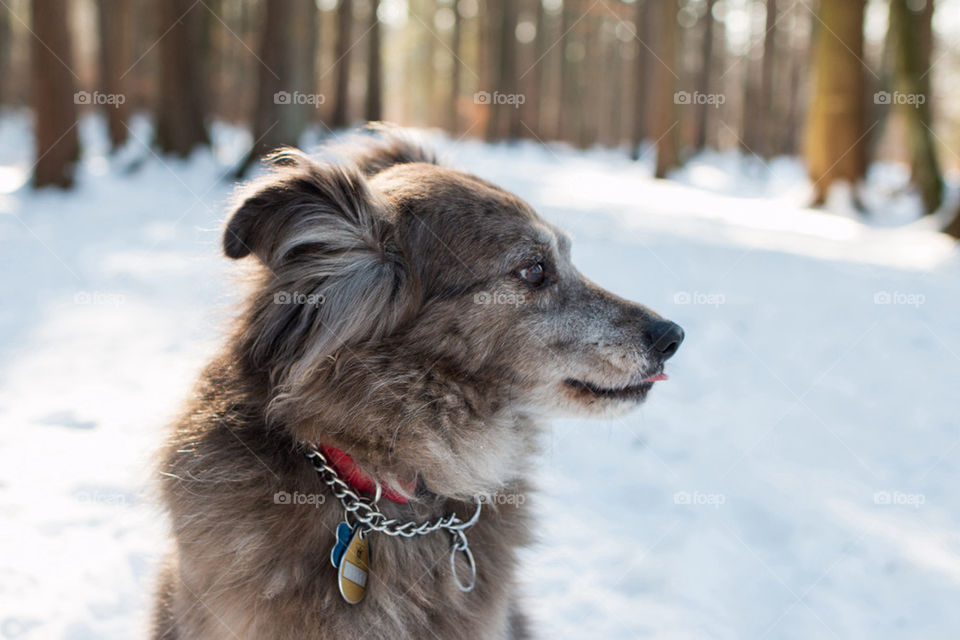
(224, 149), (390, 263)
(348, 127), (438, 177)
(224, 148), (415, 371)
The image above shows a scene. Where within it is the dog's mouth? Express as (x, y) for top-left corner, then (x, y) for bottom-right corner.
(563, 371), (667, 403)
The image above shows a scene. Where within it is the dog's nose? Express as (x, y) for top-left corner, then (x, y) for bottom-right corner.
(646, 320), (684, 361)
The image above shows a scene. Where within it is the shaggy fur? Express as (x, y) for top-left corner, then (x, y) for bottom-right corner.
(153, 131), (683, 639)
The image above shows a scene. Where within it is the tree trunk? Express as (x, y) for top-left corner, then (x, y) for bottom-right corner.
(331, 0), (353, 128)
(503, 0), (520, 140)
(237, 0), (310, 175)
(0, 4), (12, 106)
(630, 0), (653, 159)
(600, 23), (620, 147)
(423, 2), (440, 128)
(778, 4), (808, 156)
(693, 0), (716, 152)
(203, 0), (222, 120)
(945, 203), (960, 239)
(557, 0), (578, 144)
(758, 0), (777, 158)
(31, 0), (80, 188)
(97, 0), (133, 151)
(577, 15), (599, 148)
(365, 0), (382, 122)
(803, 0), (868, 207)
(486, 0), (520, 141)
(522, 0), (546, 139)
(155, 0), (209, 157)
(542, 0), (563, 140)
(653, 0), (679, 178)
(709, 8), (726, 149)
(294, 0), (319, 125)
(447, 0), (462, 133)
(889, 0), (943, 214)
(738, 6), (760, 154)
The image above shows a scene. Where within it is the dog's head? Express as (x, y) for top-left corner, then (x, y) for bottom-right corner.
(224, 133), (682, 495)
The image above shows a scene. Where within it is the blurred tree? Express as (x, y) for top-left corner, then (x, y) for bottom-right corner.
(332, 0), (353, 128)
(804, 0), (868, 207)
(294, 0), (319, 124)
(203, 0), (222, 117)
(447, 0), (462, 133)
(577, 13), (599, 148)
(365, 0), (382, 122)
(558, 0), (576, 142)
(709, 3), (726, 150)
(425, 2), (440, 127)
(630, 0), (652, 160)
(523, 0), (546, 139)
(738, 5), (760, 155)
(758, 0), (777, 158)
(693, 0), (716, 152)
(946, 205), (960, 239)
(0, 4), (11, 106)
(599, 16), (621, 147)
(31, 0), (80, 188)
(237, 0), (316, 176)
(486, 0), (520, 140)
(888, 0), (943, 214)
(777, 3), (808, 156)
(155, 0), (210, 156)
(209, 0), (260, 123)
(653, 0), (680, 178)
(538, 0), (563, 140)
(404, 0), (435, 128)
(200, 0), (229, 118)
(97, 0), (133, 151)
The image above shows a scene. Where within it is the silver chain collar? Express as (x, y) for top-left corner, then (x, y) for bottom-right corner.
(305, 446), (482, 592)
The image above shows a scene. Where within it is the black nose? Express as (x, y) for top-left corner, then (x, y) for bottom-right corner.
(646, 320), (684, 361)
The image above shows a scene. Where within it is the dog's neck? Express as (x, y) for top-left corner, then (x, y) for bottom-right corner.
(318, 442), (415, 503)
(273, 351), (540, 500)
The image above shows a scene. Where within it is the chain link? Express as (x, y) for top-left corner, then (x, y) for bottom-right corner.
(305, 447), (482, 538)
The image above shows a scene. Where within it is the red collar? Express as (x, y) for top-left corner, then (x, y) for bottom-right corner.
(319, 444), (413, 504)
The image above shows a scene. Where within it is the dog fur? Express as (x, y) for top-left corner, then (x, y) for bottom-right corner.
(152, 132), (683, 639)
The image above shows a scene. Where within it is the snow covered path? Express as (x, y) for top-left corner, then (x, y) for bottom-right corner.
(2, 118), (959, 639)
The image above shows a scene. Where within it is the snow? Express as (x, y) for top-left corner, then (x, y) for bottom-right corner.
(2, 112), (959, 639)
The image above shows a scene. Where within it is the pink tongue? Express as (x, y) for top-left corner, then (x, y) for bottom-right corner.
(643, 372), (669, 382)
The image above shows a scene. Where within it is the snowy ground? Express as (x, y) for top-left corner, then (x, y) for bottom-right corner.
(1, 112), (959, 639)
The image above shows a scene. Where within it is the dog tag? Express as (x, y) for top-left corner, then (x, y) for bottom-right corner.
(330, 522), (352, 569)
(337, 527), (370, 604)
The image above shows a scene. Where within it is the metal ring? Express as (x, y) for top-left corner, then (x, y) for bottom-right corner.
(449, 533), (477, 593)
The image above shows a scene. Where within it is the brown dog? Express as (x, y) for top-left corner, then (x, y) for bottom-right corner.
(152, 133), (683, 639)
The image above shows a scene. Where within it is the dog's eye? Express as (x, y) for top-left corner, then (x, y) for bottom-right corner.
(518, 261), (546, 288)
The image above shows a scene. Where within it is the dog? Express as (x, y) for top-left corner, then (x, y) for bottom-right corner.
(152, 132), (683, 639)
